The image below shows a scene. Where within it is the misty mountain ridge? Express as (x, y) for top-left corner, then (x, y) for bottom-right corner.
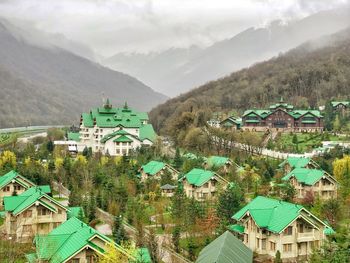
(149, 27), (350, 133)
(104, 7), (350, 97)
(0, 19), (167, 128)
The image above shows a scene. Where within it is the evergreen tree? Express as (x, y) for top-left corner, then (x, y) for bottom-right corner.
(88, 191), (97, 222)
(113, 215), (128, 245)
(173, 148), (183, 170)
(172, 226), (181, 253)
(275, 250), (282, 263)
(46, 140), (54, 153)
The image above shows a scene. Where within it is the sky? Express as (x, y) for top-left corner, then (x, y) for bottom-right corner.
(0, 0), (348, 56)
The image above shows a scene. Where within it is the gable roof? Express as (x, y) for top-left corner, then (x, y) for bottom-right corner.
(67, 132), (80, 142)
(0, 170), (35, 190)
(139, 124), (157, 142)
(160, 184), (177, 190)
(141, 161), (166, 176)
(220, 117), (242, 126)
(31, 217), (129, 263)
(282, 168), (332, 186)
(4, 187), (66, 216)
(181, 168), (222, 187)
(205, 156), (231, 168)
(331, 101), (350, 107)
(67, 206), (85, 219)
(196, 231), (253, 263)
(278, 157), (313, 169)
(232, 196), (322, 233)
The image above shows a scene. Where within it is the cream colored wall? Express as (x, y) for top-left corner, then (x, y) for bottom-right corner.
(67, 247), (99, 263)
(0, 182), (28, 209)
(290, 177), (337, 200)
(241, 215), (325, 260)
(183, 179), (221, 201)
(140, 166), (179, 182)
(5, 201), (67, 242)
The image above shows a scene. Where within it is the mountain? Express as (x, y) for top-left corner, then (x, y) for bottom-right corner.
(104, 7), (350, 97)
(149, 28), (350, 134)
(0, 20), (167, 128)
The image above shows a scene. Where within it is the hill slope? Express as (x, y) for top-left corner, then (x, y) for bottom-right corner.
(150, 28), (350, 134)
(0, 21), (167, 128)
(105, 7), (350, 97)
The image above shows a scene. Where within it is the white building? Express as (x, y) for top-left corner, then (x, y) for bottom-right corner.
(75, 100), (156, 156)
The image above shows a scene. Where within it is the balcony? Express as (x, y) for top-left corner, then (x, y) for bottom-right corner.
(297, 232), (314, 242)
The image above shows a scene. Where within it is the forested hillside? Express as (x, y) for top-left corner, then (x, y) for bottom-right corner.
(150, 28), (350, 135)
(0, 21), (167, 128)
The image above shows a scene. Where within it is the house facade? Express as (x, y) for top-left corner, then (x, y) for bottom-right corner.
(331, 101), (349, 112)
(242, 100), (324, 132)
(4, 187), (67, 242)
(0, 170), (50, 209)
(231, 196), (333, 262)
(220, 117), (242, 130)
(78, 100), (156, 156)
(282, 168), (338, 200)
(278, 157), (318, 174)
(180, 168), (228, 201)
(139, 161), (179, 181)
(26, 217), (152, 263)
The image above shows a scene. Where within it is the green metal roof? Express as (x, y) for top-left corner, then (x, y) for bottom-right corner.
(278, 157), (312, 169)
(81, 102), (149, 129)
(141, 161), (166, 176)
(38, 185), (51, 194)
(228, 224), (245, 234)
(282, 168), (325, 186)
(67, 206), (84, 219)
(196, 231), (253, 263)
(32, 217), (119, 263)
(0, 170), (34, 190)
(206, 156), (230, 168)
(4, 187), (66, 216)
(67, 132), (80, 142)
(113, 135), (134, 143)
(139, 124), (156, 142)
(135, 248), (152, 263)
(243, 107), (322, 121)
(232, 196), (304, 233)
(331, 101), (350, 107)
(181, 168), (216, 187)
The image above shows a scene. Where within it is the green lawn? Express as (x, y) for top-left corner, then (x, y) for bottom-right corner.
(270, 132), (350, 153)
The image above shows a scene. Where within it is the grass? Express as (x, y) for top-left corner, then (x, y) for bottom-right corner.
(0, 240), (34, 263)
(270, 132), (350, 153)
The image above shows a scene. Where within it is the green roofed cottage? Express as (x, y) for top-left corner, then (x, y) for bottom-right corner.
(26, 217), (151, 263)
(179, 168), (228, 201)
(282, 168), (338, 200)
(139, 160), (179, 181)
(79, 99), (157, 156)
(232, 196), (332, 261)
(4, 186), (67, 242)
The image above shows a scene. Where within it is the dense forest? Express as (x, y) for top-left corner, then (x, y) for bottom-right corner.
(150, 28), (350, 134)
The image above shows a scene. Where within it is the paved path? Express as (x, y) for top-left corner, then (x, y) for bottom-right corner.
(17, 132), (48, 143)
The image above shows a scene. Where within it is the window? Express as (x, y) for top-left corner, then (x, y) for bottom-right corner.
(203, 183), (209, 188)
(38, 208), (50, 216)
(87, 256), (95, 263)
(23, 210), (32, 218)
(4, 186), (10, 192)
(244, 234), (248, 243)
(283, 244), (292, 252)
(23, 225), (32, 233)
(262, 239), (266, 250)
(284, 226), (293, 235)
(14, 185), (21, 191)
(70, 259), (80, 263)
(270, 242), (276, 251)
(256, 238), (260, 248)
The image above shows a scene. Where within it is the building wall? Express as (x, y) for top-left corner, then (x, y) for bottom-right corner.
(140, 166), (179, 182)
(67, 247), (99, 263)
(183, 179), (220, 201)
(241, 215), (325, 260)
(5, 200), (67, 242)
(0, 182), (30, 209)
(290, 177), (337, 200)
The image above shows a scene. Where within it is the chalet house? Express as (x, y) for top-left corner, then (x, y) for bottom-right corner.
(331, 101), (349, 112)
(242, 100), (324, 132)
(196, 231), (253, 263)
(79, 100), (156, 156)
(26, 217), (152, 263)
(0, 170), (51, 209)
(278, 157), (318, 174)
(220, 116), (242, 130)
(139, 160), (179, 181)
(160, 184), (177, 197)
(3, 187), (68, 242)
(282, 168), (338, 200)
(179, 168), (228, 201)
(203, 156), (242, 174)
(230, 196), (334, 262)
